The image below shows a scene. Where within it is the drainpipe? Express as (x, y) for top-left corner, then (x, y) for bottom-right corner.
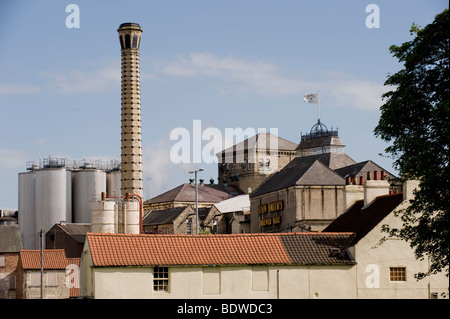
(40, 229), (44, 299)
(276, 269), (280, 299)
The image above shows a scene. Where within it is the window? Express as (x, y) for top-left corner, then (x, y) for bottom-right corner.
(47, 272), (58, 287)
(30, 272), (41, 287)
(153, 266), (169, 292)
(9, 275), (16, 290)
(125, 34), (131, 49)
(186, 218), (192, 235)
(252, 266), (269, 291)
(119, 35), (124, 49)
(259, 158), (264, 170)
(0, 255), (5, 267)
(212, 219), (218, 234)
(265, 158), (270, 170)
(132, 34), (138, 48)
(203, 267), (220, 294)
(389, 267), (406, 281)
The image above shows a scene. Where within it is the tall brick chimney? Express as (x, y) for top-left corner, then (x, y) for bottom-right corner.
(118, 23), (143, 198)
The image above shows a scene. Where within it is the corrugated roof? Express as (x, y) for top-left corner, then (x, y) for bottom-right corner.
(86, 232), (355, 267)
(19, 249), (68, 270)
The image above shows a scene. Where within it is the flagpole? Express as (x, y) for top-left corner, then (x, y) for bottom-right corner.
(317, 91), (320, 123)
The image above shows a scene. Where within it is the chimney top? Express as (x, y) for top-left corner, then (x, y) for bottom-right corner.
(118, 22), (143, 32)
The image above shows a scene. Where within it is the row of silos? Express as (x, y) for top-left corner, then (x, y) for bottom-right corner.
(91, 200), (140, 234)
(18, 159), (121, 249)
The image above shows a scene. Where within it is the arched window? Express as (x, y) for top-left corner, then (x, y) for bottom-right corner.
(125, 34), (131, 49)
(132, 34), (138, 48)
(119, 35), (124, 49)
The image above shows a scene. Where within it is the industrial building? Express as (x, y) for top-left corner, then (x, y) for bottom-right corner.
(18, 22), (146, 250)
(79, 179), (448, 299)
(18, 158), (121, 249)
(249, 121), (397, 232)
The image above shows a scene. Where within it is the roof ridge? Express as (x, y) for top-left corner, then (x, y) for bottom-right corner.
(20, 249), (66, 252)
(86, 232), (356, 238)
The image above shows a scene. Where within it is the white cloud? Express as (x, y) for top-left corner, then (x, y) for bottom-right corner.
(42, 64), (121, 94)
(160, 52), (387, 111)
(142, 139), (194, 200)
(0, 148), (27, 170)
(35, 138), (48, 145)
(322, 73), (387, 111)
(161, 52), (310, 97)
(0, 84), (42, 95)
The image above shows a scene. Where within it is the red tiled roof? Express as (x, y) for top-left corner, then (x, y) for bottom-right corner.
(19, 249), (68, 270)
(86, 232), (355, 267)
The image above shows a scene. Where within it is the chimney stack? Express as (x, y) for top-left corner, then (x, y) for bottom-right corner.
(364, 171), (390, 206)
(403, 179), (420, 202)
(118, 23), (143, 198)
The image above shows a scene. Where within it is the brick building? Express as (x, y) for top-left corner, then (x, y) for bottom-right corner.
(16, 249), (79, 299)
(0, 225), (22, 299)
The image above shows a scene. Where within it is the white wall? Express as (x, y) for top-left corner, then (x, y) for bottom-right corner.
(83, 262), (357, 299)
(353, 200), (448, 299)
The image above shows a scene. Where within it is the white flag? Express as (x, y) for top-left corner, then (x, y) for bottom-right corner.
(303, 93), (318, 104)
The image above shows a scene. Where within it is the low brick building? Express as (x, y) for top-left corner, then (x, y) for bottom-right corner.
(16, 249), (79, 299)
(143, 205), (226, 235)
(0, 225), (23, 299)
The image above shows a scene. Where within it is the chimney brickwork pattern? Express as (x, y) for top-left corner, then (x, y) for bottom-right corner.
(118, 23), (143, 198)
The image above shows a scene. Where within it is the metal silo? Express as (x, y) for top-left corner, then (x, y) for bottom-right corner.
(18, 171), (36, 249)
(91, 200), (116, 233)
(35, 167), (72, 238)
(124, 201), (140, 234)
(106, 170), (121, 197)
(72, 168), (106, 223)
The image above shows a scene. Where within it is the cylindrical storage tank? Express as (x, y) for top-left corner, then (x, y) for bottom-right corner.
(124, 201), (140, 234)
(72, 169), (106, 223)
(18, 171), (36, 249)
(106, 170), (121, 197)
(35, 168), (72, 238)
(91, 200), (116, 233)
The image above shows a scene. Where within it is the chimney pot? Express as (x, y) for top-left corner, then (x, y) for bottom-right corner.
(374, 171), (379, 180)
(346, 176), (351, 185)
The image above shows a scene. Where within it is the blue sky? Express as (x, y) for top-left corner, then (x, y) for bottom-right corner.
(0, 0), (447, 209)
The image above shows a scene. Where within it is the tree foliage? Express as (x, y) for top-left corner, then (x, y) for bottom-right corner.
(375, 9), (449, 279)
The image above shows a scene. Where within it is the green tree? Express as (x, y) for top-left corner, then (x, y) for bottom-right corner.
(375, 9), (449, 279)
